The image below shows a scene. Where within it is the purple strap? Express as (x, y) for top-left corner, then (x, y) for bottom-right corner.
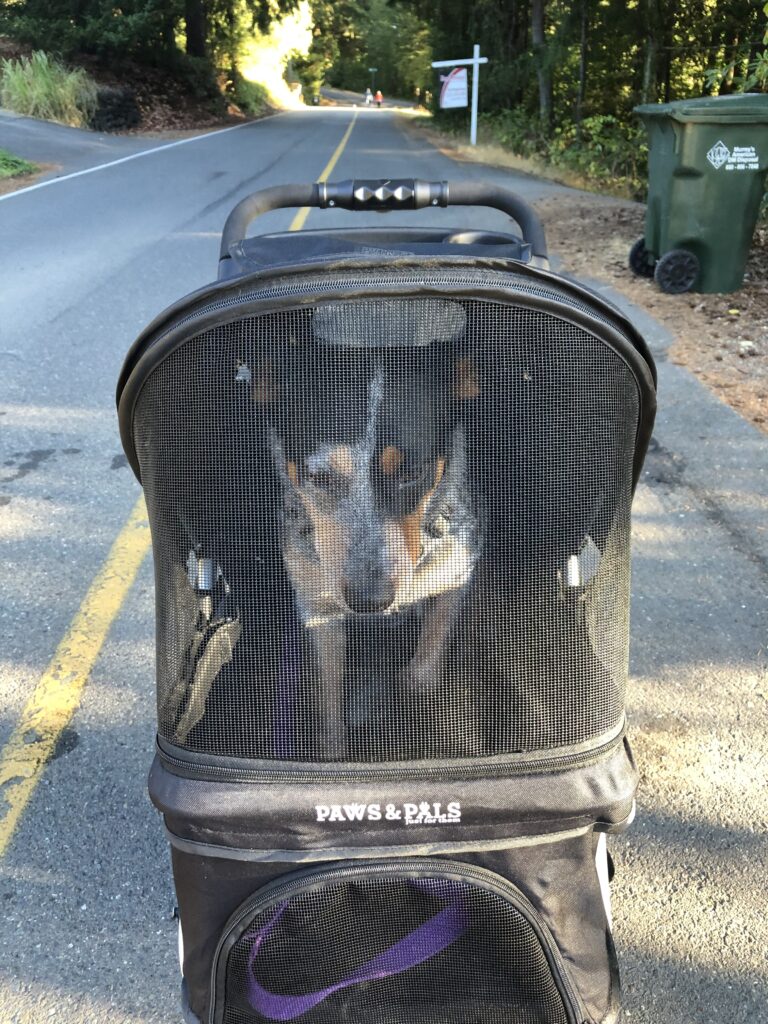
(245, 898), (469, 1021)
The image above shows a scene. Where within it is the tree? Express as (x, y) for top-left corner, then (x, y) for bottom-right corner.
(531, 0), (553, 128)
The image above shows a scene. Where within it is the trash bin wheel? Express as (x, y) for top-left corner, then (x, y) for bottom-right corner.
(628, 237), (655, 278)
(654, 248), (700, 294)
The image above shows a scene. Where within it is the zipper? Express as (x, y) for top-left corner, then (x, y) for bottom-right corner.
(207, 858), (586, 1024)
(158, 731), (623, 784)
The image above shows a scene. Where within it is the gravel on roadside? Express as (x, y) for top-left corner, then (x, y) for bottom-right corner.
(407, 120), (768, 437)
(536, 195), (768, 435)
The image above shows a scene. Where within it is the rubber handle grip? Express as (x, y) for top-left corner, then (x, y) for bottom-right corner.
(219, 178), (547, 259)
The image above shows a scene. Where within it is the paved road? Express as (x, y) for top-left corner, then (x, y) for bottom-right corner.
(0, 106), (766, 1024)
(320, 85), (417, 108)
(0, 106), (172, 177)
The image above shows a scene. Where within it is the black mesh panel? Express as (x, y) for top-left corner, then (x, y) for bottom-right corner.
(220, 875), (570, 1024)
(133, 297), (639, 762)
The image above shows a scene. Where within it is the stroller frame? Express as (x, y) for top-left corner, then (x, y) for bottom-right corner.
(118, 179), (656, 1024)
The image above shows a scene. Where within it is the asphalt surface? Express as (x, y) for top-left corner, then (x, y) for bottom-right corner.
(0, 106), (766, 1024)
(0, 106), (171, 176)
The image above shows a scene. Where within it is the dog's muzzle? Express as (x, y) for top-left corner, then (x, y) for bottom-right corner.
(342, 576), (397, 614)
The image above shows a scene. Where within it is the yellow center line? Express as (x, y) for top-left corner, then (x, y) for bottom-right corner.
(289, 111), (358, 231)
(0, 496), (151, 856)
(0, 109), (360, 858)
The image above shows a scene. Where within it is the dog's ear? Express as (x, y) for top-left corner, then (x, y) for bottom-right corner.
(454, 357), (480, 400)
(252, 358), (277, 404)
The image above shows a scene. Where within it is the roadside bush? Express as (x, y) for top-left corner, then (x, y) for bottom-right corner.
(229, 73), (271, 115)
(0, 147), (37, 178)
(168, 54), (223, 104)
(89, 86), (141, 132)
(547, 115), (648, 198)
(478, 107), (549, 160)
(467, 108), (648, 200)
(0, 51), (97, 127)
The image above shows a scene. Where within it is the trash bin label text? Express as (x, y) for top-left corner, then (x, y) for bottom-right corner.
(707, 140), (760, 171)
(725, 145), (759, 171)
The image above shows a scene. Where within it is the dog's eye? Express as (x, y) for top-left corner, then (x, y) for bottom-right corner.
(426, 513), (450, 539)
(307, 469), (335, 491)
(397, 466), (427, 489)
(306, 468), (351, 497)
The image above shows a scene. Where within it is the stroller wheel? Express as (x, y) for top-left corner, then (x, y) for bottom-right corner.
(628, 237), (655, 278)
(653, 247), (700, 294)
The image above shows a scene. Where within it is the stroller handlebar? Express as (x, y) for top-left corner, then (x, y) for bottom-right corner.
(219, 179), (548, 260)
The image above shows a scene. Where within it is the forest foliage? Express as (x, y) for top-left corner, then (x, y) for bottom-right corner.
(1, 0), (766, 191)
(306, 0), (768, 194)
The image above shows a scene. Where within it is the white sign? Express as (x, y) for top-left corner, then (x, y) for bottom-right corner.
(440, 67), (468, 109)
(707, 140), (760, 171)
(432, 45), (488, 145)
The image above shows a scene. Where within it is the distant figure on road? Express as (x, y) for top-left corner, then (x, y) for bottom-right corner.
(375, 89), (383, 108)
(365, 88), (373, 105)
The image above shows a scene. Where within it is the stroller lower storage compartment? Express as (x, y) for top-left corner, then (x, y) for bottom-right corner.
(174, 833), (619, 1024)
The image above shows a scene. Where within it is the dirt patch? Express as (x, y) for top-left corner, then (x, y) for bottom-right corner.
(76, 55), (249, 133)
(536, 195), (768, 433)
(0, 163), (57, 196)
(407, 118), (768, 435)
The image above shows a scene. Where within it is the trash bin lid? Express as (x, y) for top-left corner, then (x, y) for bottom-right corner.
(634, 93), (768, 124)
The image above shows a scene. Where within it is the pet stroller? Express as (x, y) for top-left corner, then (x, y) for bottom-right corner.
(117, 179), (656, 1024)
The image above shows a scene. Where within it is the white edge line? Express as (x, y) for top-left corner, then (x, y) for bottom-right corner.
(0, 115), (277, 203)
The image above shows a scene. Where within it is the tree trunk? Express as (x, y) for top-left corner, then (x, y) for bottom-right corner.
(704, 20), (724, 95)
(531, 0), (552, 130)
(185, 0), (208, 59)
(576, 0), (588, 133)
(162, 14), (177, 56)
(661, 0), (678, 103)
(640, 0), (665, 104)
(641, 37), (656, 103)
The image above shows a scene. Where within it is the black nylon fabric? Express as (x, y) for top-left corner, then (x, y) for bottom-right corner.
(120, 224), (654, 1024)
(221, 227), (532, 280)
(173, 833), (617, 1024)
(462, 837), (619, 1024)
(150, 737), (637, 853)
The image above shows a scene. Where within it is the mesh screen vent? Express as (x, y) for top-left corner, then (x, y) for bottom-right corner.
(220, 874), (571, 1024)
(134, 295), (638, 763)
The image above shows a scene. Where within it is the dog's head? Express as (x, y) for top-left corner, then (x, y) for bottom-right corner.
(254, 303), (479, 619)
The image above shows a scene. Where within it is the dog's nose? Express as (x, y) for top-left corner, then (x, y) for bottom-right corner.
(342, 578), (397, 614)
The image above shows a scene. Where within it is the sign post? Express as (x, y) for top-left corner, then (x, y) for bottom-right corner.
(432, 44), (488, 145)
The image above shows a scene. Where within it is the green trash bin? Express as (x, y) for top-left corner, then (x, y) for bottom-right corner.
(630, 94), (768, 294)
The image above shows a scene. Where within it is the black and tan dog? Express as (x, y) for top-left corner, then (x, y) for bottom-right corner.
(257, 302), (481, 756)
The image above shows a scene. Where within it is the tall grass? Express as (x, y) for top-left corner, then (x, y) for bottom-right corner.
(0, 51), (98, 128)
